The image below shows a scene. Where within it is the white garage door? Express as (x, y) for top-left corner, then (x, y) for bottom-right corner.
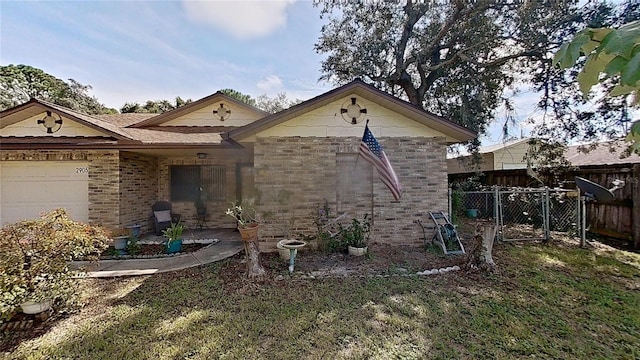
(0, 161), (89, 225)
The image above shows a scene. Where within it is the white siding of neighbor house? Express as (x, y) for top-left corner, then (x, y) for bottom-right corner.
(162, 102), (264, 127)
(1, 113), (106, 137)
(250, 94), (450, 140)
(493, 141), (530, 170)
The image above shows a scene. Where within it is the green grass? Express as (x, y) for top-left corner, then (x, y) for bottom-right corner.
(3, 241), (640, 360)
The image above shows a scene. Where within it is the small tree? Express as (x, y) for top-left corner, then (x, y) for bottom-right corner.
(554, 19), (640, 150)
(226, 201), (266, 278)
(0, 209), (108, 317)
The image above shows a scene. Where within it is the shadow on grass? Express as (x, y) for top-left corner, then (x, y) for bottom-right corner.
(5, 243), (640, 360)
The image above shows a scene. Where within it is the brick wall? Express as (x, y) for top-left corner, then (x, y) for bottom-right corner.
(254, 136), (448, 252)
(88, 150), (120, 229)
(0, 150), (88, 162)
(119, 152), (158, 234)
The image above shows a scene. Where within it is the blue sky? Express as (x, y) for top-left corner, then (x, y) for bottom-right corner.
(1, 1), (331, 107)
(1, 0), (536, 145)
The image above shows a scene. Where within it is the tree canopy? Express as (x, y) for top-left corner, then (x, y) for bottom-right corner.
(315, 0), (639, 149)
(0, 64), (115, 114)
(219, 89), (257, 107)
(220, 89), (300, 114)
(120, 97), (192, 114)
(554, 18), (640, 150)
(255, 92), (302, 114)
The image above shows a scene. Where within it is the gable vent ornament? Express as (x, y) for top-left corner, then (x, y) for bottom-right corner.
(37, 111), (63, 134)
(213, 103), (231, 121)
(341, 97), (367, 124)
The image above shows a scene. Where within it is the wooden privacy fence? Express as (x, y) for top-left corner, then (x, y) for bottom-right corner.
(576, 165), (639, 248)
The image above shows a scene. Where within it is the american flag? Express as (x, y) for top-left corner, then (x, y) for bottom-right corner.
(358, 123), (402, 201)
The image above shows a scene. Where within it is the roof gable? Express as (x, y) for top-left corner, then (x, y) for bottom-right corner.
(130, 92), (269, 128)
(0, 99), (132, 140)
(225, 79), (476, 144)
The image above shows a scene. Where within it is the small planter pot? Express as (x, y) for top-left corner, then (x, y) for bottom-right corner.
(465, 209), (479, 218)
(113, 236), (128, 250)
(21, 299), (53, 314)
(238, 223), (259, 242)
(348, 245), (368, 257)
(166, 239), (183, 254)
(126, 224), (142, 238)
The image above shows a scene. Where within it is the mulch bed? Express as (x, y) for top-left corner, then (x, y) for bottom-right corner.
(100, 243), (209, 259)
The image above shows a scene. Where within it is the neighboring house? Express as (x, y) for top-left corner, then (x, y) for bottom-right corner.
(447, 138), (532, 183)
(0, 79), (475, 251)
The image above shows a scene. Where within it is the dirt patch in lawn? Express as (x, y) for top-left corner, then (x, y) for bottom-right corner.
(273, 242), (470, 276)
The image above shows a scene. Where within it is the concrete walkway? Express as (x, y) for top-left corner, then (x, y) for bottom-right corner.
(71, 239), (244, 278)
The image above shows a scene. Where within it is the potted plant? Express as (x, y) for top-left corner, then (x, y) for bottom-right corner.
(162, 222), (184, 254)
(110, 228), (129, 251)
(0, 209), (108, 316)
(225, 200), (258, 241)
(340, 214), (371, 257)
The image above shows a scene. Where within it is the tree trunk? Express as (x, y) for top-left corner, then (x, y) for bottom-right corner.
(466, 224), (498, 272)
(633, 164), (640, 250)
(244, 240), (266, 278)
(239, 225), (266, 278)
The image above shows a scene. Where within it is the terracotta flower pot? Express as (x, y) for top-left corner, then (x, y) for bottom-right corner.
(238, 223), (259, 242)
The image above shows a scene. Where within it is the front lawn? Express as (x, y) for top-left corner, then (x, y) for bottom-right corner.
(3, 239), (639, 359)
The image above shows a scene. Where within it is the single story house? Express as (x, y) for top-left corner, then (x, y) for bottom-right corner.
(0, 79), (475, 251)
(447, 138), (532, 185)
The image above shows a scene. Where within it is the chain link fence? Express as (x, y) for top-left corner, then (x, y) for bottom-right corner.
(450, 187), (580, 242)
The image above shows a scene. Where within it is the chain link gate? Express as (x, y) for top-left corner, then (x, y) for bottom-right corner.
(498, 188), (548, 241)
(450, 187), (580, 242)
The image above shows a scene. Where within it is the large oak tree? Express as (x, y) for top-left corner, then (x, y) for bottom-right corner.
(315, 0), (639, 148)
(0, 64), (115, 114)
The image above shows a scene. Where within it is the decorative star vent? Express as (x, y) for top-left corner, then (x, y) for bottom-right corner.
(340, 97), (367, 124)
(213, 103), (231, 121)
(37, 111), (63, 134)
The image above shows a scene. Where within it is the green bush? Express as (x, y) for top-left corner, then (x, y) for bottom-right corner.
(0, 209), (108, 317)
(339, 214), (371, 249)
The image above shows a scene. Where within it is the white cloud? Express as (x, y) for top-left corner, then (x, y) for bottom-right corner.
(182, 0), (295, 39)
(256, 75), (283, 93)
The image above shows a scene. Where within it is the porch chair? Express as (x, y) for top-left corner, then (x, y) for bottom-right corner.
(152, 201), (181, 235)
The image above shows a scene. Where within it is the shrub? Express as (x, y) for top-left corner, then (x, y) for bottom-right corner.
(0, 209), (108, 317)
(339, 214), (371, 249)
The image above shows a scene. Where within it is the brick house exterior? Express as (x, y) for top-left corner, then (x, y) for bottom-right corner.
(0, 80), (475, 251)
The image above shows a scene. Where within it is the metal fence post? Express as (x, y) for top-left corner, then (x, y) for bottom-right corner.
(578, 187), (586, 247)
(544, 187), (550, 241)
(448, 187), (452, 221)
(494, 186), (501, 241)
